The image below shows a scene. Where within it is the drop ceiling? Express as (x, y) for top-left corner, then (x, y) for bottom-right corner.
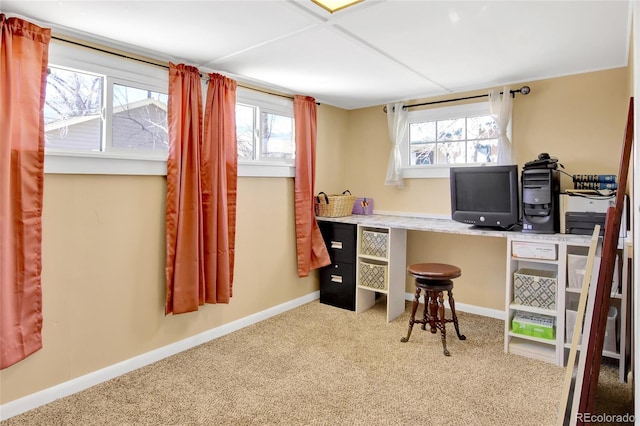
(2, 0), (632, 110)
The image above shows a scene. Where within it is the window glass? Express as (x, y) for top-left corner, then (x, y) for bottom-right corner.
(437, 118), (465, 141)
(236, 104), (256, 160)
(45, 66), (103, 151)
(112, 84), (168, 151)
(260, 112), (294, 161)
(406, 103), (503, 169)
(235, 89), (295, 165)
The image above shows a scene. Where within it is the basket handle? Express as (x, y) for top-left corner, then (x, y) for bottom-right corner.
(342, 190), (351, 195)
(316, 192), (329, 204)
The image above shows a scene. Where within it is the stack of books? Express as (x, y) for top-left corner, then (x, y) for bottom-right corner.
(572, 174), (617, 190)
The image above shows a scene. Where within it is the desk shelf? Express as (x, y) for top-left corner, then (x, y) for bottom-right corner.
(508, 338), (557, 364)
(355, 225), (406, 322)
(508, 303), (557, 317)
(505, 237), (564, 366)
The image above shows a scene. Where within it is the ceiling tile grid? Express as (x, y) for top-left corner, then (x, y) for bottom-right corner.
(2, 0), (631, 109)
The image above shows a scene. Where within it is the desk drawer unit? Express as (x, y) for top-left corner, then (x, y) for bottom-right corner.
(319, 263), (355, 311)
(318, 221), (356, 311)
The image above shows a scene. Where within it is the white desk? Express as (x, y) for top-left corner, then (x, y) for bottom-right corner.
(318, 214), (592, 320)
(318, 214), (629, 374)
(318, 214), (592, 243)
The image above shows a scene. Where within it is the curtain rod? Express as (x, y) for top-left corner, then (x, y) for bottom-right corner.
(383, 86), (531, 113)
(51, 35), (296, 102)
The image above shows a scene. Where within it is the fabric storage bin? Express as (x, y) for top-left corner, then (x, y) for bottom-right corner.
(358, 260), (388, 290)
(512, 311), (555, 340)
(360, 229), (388, 258)
(513, 268), (557, 310)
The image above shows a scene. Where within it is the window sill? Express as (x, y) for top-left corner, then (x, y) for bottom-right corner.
(44, 152), (295, 178)
(402, 166), (451, 179)
(44, 152), (167, 175)
(238, 162), (295, 178)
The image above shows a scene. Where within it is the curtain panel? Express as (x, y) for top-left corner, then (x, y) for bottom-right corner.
(489, 86), (513, 165)
(201, 73), (237, 303)
(384, 102), (407, 188)
(0, 15), (51, 369)
(165, 63), (204, 315)
(293, 96), (330, 277)
(165, 65), (237, 315)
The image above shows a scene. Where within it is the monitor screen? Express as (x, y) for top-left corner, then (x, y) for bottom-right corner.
(450, 164), (520, 229)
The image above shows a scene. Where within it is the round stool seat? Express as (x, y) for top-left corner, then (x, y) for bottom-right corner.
(407, 263), (461, 280)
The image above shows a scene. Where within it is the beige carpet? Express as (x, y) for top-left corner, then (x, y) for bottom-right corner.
(2, 299), (633, 425)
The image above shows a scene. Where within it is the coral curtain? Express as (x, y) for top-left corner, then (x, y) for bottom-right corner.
(0, 15), (51, 369)
(201, 73), (237, 303)
(489, 86), (513, 164)
(165, 66), (237, 314)
(293, 95), (330, 277)
(165, 63), (204, 315)
(384, 102), (407, 188)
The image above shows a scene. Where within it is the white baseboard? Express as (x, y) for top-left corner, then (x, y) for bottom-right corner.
(404, 292), (505, 320)
(0, 291), (320, 421)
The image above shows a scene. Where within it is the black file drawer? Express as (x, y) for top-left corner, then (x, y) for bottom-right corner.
(318, 221), (356, 264)
(318, 221), (356, 311)
(319, 262), (356, 311)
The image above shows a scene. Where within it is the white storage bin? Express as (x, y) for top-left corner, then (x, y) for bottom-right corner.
(565, 309), (582, 344)
(567, 254), (588, 289)
(604, 306), (618, 353)
(512, 241), (557, 260)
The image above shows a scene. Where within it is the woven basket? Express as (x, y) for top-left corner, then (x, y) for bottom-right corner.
(315, 190), (356, 217)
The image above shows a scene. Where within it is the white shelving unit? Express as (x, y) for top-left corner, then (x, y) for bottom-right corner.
(505, 238), (566, 366)
(355, 225), (406, 322)
(505, 235), (630, 381)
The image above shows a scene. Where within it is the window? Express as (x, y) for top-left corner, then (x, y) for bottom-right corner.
(45, 66), (168, 157)
(402, 102), (508, 179)
(44, 41), (169, 175)
(236, 87), (295, 177)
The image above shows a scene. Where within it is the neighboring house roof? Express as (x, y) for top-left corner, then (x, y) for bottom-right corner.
(45, 98), (168, 151)
(45, 98), (167, 132)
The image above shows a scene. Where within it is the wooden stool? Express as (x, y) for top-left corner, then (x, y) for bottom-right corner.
(400, 263), (466, 356)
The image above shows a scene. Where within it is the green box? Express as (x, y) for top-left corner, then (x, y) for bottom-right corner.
(512, 312), (555, 340)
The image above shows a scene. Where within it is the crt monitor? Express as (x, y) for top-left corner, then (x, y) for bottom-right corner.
(450, 164), (520, 229)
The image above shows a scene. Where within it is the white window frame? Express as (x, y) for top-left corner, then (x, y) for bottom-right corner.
(44, 42), (296, 178)
(401, 101), (511, 179)
(44, 41), (169, 175)
(236, 87), (295, 178)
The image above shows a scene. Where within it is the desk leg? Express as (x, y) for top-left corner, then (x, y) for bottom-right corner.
(387, 283), (405, 322)
(356, 287), (375, 313)
(386, 228), (407, 322)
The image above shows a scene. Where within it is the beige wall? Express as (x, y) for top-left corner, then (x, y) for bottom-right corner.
(1, 106), (350, 405)
(341, 67), (630, 308)
(1, 68), (630, 406)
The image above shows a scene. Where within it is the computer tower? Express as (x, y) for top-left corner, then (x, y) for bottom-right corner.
(522, 169), (560, 234)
